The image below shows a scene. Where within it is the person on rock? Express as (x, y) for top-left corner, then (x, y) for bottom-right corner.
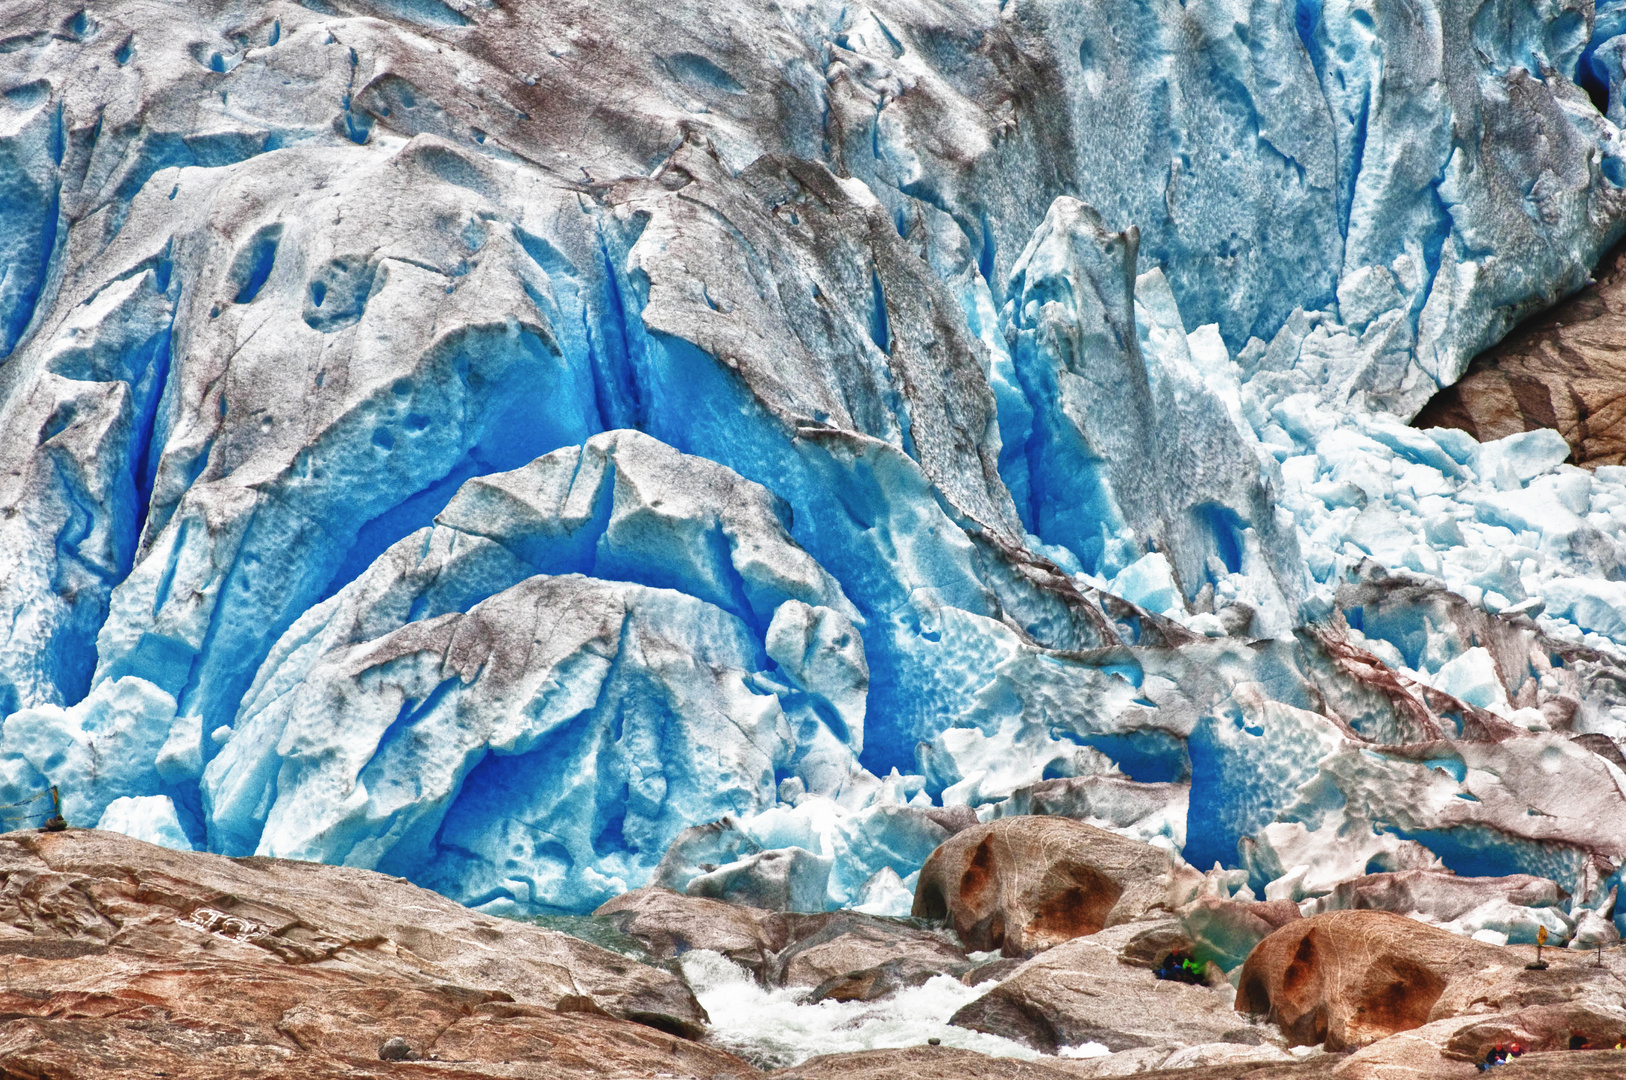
(1152, 949), (1207, 985)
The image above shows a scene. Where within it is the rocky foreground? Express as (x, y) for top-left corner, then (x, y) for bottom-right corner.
(7, 824), (1626, 1079)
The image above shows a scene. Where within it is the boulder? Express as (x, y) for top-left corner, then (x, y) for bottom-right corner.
(949, 920), (1277, 1054)
(1235, 910), (1514, 1051)
(1059, 1043), (1301, 1076)
(774, 1045), (1330, 1079)
(1119, 921), (1203, 968)
(769, 911), (968, 990)
(1325, 1016), (1487, 1079)
(1325, 1006), (1626, 1079)
(808, 957), (963, 1004)
(0, 830), (753, 1078)
(1490, 1050), (1626, 1077)
(595, 889), (968, 996)
(685, 847), (834, 912)
(594, 886), (790, 981)
(913, 816), (1180, 955)
(1429, 955), (1626, 1021)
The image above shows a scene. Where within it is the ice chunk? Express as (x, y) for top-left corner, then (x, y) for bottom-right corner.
(0, 677), (178, 827)
(685, 847), (833, 912)
(851, 867), (914, 917)
(1110, 553), (1182, 615)
(1477, 430), (1571, 490)
(97, 795), (194, 851)
(1430, 648), (1508, 710)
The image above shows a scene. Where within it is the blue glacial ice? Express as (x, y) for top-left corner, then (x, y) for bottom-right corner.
(3, 0), (1626, 938)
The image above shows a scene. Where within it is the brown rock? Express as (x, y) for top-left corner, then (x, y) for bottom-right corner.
(1429, 953), (1626, 1020)
(771, 1044), (1092, 1079)
(808, 956), (961, 1003)
(1051, 1042), (1302, 1076)
(912, 816), (1180, 955)
(0, 828), (707, 1035)
(1492, 1049), (1626, 1077)
(0, 830), (756, 1079)
(769, 911), (968, 988)
(1442, 1002), (1626, 1060)
(1118, 921), (1200, 968)
(594, 886), (790, 981)
(950, 920), (1275, 1053)
(1326, 1010), (1626, 1080)
(1327, 1016), (1486, 1079)
(1412, 241), (1626, 468)
(1235, 910), (1514, 1051)
(774, 1044), (1326, 1080)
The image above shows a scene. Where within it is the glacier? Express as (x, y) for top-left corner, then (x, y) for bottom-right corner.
(5, 0), (1626, 940)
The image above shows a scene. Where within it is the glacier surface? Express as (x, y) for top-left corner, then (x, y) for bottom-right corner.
(5, 0), (1626, 935)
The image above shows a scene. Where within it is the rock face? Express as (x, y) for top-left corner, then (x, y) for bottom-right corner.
(0, 829), (754, 1078)
(770, 910), (966, 989)
(772, 1046), (1102, 1080)
(1415, 242), (1626, 469)
(913, 816), (1182, 956)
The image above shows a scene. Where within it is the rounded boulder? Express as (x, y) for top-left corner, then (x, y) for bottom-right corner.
(910, 816), (1178, 955)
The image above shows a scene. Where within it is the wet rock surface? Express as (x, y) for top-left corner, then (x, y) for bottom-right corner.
(593, 885), (968, 995)
(10, 828), (1626, 1077)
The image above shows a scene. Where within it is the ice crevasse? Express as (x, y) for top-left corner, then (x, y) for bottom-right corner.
(6, 0), (1626, 939)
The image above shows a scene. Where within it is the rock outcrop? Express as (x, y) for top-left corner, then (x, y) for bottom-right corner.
(913, 817), (1182, 956)
(0, 829), (752, 1077)
(769, 910), (968, 992)
(1414, 241), (1626, 468)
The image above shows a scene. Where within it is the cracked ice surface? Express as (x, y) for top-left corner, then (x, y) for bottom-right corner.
(5, 0), (1626, 934)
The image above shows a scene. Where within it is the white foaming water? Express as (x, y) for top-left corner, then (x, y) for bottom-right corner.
(679, 950), (1109, 1069)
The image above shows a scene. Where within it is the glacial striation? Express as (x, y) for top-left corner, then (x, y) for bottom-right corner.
(5, 0), (1626, 947)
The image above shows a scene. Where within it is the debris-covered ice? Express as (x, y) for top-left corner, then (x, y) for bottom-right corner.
(4, 0), (1626, 943)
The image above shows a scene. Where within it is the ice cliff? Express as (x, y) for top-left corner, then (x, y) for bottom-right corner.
(7, 0), (1626, 938)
